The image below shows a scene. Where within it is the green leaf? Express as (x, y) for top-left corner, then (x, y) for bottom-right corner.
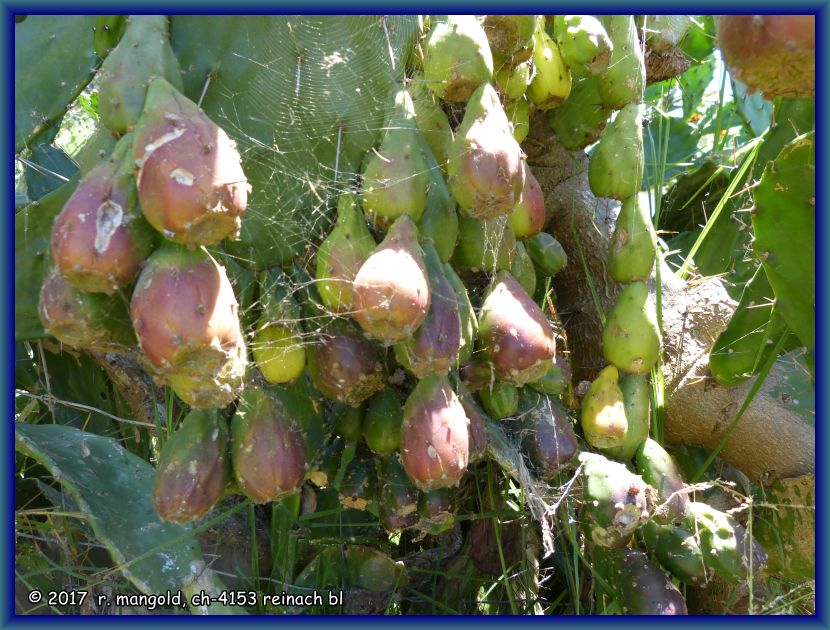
(15, 16), (100, 153)
(710, 266), (793, 386)
(15, 423), (244, 614)
(15, 177), (78, 341)
(752, 131), (815, 348)
(730, 79), (772, 136)
(679, 15), (715, 62)
(23, 144), (79, 201)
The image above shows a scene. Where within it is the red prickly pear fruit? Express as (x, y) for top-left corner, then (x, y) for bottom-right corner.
(38, 268), (136, 353)
(97, 15), (183, 136)
(394, 241), (462, 377)
(152, 409), (231, 523)
(456, 381), (488, 463)
(717, 15), (815, 100)
(519, 391), (579, 479)
(352, 214), (430, 343)
(231, 388), (307, 503)
(477, 271), (556, 386)
(305, 320), (386, 407)
(400, 375), (469, 492)
(378, 453), (420, 533)
(51, 134), (156, 294)
(132, 77), (250, 247)
(447, 83), (525, 219)
(594, 547), (688, 615)
(130, 243), (246, 385)
(315, 191), (376, 314)
(508, 166), (546, 240)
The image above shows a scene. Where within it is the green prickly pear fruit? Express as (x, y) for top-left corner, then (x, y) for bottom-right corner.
(642, 520), (707, 585)
(495, 59), (531, 101)
(417, 487), (456, 535)
(39, 268), (136, 353)
(443, 263), (478, 365)
(510, 241), (537, 297)
(400, 375), (470, 492)
(524, 232), (567, 276)
(603, 373), (650, 461)
(447, 83), (526, 219)
(98, 15), (183, 136)
(423, 15), (494, 103)
(378, 453), (420, 532)
(338, 445), (378, 511)
(130, 243), (245, 378)
(132, 78), (249, 247)
(360, 86), (429, 229)
(527, 21), (572, 109)
(598, 15), (645, 109)
(455, 381), (488, 463)
(315, 191), (376, 314)
(152, 409), (231, 523)
(231, 388), (307, 503)
(363, 387), (403, 456)
(530, 355), (572, 396)
(451, 214), (516, 274)
(685, 501), (768, 583)
(553, 15), (613, 77)
(548, 74), (612, 151)
(479, 380), (519, 420)
(305, 319), (386, 407)
(352, 214), (430, 343)
(588, 104), (644, 201)
(602, 281), (661, 375)
(505, 95), (530, 143)
(608, 194), (657, 282)
(394, 241), (462, 377)
(593, 547), (687, 614)
(480, 15), (538, 57)
(508, 166), (546, 240)
(636, 438), (688, 522)
(580, 365), (628, 450)
(331, 403), (365, 442)
(416, 142), (459, 263)
(51, 133), (155, 294)
(578, 451), (655, 548)
(458, 359), (494, 393)
(252, 269), (306, 385)
(409, 76), (453, 171)
(478, 271), (556, 386)
(519, 390), (579, 479)
(308, 436), (346, 488)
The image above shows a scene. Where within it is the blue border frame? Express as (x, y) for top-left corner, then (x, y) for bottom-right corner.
(5, 3), (828, 627)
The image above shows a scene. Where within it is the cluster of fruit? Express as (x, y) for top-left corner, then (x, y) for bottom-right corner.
(36, 15), (767, 611)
